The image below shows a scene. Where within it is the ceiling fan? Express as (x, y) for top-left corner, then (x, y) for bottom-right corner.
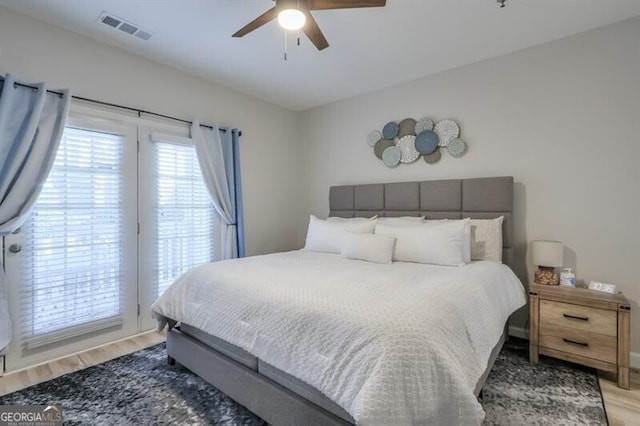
(232, 0), (387, 51)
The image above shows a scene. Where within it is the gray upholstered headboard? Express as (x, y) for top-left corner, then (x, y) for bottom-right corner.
(329, 176), (514, 267)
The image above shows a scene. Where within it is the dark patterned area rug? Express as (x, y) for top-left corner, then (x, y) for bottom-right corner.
(0, 338), (607, 425)
(481, 338), (607, 425)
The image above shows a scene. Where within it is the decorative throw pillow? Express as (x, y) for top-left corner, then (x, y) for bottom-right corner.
(375, 219), (469, 266)
(469, 216), (504, 262)
(304, 215), (376, 254)
(341, 232), (397, 264)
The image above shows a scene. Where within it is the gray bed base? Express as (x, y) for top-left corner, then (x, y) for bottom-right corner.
(167, 325), (507, 426)
(167, 328), (352, 426)
(166, 176), (515, 425)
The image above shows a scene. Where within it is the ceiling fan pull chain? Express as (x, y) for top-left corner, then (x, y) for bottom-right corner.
(284, 30), (288, 61)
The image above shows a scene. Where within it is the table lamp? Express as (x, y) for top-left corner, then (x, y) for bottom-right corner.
(531, 240), (563, 285)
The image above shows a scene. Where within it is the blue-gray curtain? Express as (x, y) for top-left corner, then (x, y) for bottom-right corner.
(0, 74), (71, 355)
(221, 128), (244, 257)
(191, 121), (245, 259)
(230, 129), (245, 257)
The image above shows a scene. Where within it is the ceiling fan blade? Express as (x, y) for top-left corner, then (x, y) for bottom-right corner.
(232, 7), (277, 38)
(309, 0), (386, 10)
(303, 12), (329, 51)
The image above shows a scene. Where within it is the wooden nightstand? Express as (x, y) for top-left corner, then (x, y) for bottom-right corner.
(529, 283), (631, 389)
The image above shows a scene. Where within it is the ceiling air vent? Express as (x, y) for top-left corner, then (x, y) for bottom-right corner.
(97, 11), (152, 41)
(118, 22), (138, 35)
(135, 31), (153, 41)
(101, 15), (121, 28)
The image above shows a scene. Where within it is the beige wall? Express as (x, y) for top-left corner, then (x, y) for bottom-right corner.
(301, 18), (640, 359)
(0, 6), (305, 256)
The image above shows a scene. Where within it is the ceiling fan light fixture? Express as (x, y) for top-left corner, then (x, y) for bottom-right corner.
(278, 8), (306, 31)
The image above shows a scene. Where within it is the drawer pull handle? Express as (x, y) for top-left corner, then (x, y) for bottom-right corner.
(563, 313), (589, 321)
(562, 338), (589, 347)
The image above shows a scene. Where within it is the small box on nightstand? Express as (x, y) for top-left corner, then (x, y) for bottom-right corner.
(528, 283), (631, 389)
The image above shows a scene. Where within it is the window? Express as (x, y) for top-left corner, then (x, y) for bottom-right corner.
(153, 139), (218, 298)
(17, 126), (130, 346)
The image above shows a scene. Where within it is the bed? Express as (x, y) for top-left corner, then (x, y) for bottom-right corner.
(152, 176), (526, 426)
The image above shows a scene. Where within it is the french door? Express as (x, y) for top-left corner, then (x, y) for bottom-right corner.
(137, 127), (221, 330)
(4, 114), (138, 370)
(3, 105), (220, 371)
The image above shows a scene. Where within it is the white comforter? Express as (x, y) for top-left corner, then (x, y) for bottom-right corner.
(152, 250), (526, 425)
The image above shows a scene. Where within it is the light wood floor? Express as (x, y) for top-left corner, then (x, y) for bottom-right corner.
(599, 370), (640, 426)
(1, 334), (639, 425)
(0, 330), (165, 397)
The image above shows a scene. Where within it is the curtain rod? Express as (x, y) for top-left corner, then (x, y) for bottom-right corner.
(1, 78), (241, 136)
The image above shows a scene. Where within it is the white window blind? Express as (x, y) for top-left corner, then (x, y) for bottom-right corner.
(154, 140), (218, 298)
(19, 127), (125, 346)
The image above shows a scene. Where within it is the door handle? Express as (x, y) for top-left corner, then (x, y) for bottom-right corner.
(8, 243), (22, 254)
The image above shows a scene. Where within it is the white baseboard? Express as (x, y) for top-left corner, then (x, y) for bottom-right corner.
(508, 325), (528, 340)
(508, 325), (640, 370)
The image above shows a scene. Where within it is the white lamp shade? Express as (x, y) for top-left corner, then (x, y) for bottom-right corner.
(278, 9), (306, 31)
(531, 240), (563, 267)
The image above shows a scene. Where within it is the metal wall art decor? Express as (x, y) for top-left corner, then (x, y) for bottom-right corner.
(369, 117), (467, 167)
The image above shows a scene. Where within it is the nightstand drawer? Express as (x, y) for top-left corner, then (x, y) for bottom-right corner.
(540, 323), (616, 364)
(540, 300), (617, 336)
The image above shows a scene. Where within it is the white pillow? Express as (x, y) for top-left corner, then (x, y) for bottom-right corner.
(469, 216), (504, 262)
(463, 220), (471, 264)
(304, 215), (376, 254)
(375, 219), (469, 266)
(341, 232), (397, 264)
(376, 216), (424, 225)
(327, 215), (377, 222)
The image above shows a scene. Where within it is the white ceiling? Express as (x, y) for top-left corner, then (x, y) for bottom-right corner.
(1, 0), (639, 111)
